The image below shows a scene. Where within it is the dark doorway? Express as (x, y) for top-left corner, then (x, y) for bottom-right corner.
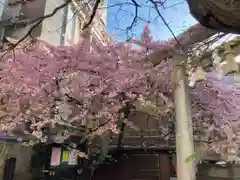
(3, 157), (16, 180)
(91, 151), (171, 180)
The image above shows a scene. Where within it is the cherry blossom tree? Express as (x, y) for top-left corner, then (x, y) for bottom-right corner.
(0, 27), (171, 145)
(0, 25), (240, 162)
(128, 26), (240, 160)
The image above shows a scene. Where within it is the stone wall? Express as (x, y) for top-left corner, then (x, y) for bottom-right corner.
(0, 141), (32, 180)
(197, 163), (240, 180)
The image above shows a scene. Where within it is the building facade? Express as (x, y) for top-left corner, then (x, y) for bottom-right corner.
(0, 0), (110, 46)
(70, 0), (112, 45)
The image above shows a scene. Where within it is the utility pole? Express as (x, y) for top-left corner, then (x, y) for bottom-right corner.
(173, 54), (196, 180)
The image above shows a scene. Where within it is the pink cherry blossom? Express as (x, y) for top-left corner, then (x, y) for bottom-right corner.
(0, 26), (240, 157)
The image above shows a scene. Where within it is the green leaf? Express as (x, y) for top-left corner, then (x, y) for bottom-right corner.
(185, 153), (197, 163)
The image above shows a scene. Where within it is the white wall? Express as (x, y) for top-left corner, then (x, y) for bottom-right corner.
(64, 4), (77, 44)
(0, 0), (104, 45)
(1, 0), (46, 40)
(21, 0), (46, 38)
(99, 0), (107, 25)
(0, 0), (8, 40)
(0, 0), (8, 19)
(40, 0), (66, 45)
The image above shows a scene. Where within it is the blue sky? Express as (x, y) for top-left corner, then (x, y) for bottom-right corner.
(106, 0), (197, 41)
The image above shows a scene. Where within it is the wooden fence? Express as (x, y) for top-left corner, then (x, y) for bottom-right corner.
(197, 163), (240, 180)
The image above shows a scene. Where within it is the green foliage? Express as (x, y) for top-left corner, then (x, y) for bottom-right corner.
(185, 152), (200, 163)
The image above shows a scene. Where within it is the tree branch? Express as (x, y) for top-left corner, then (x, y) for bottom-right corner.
(126, 0), (141, 30)
(82, 0), (101, 30)
(149, 0), (182, 46)
(147, 23), (217, 65)
(1, 0), (72, 57)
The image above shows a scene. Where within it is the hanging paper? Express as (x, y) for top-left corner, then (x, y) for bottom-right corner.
(61, 150), (69, 162)
(68, 150), (78, 165)
(50, 147), (61, 166)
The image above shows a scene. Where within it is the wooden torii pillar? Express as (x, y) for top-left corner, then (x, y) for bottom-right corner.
(146, 23), (218, 180)
(172, 54), (195, 180)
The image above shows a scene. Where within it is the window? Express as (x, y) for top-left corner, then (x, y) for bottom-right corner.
(50, 147), (78, 167)
(61, 5), (78, 44)
(60, 5), (68, 44)
(71, 15), (77, 41)
(3, 157), (16, 180)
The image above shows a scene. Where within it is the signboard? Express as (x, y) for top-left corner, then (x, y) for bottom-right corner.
(68, 151), (78, 165)
(50, 147), (61, 166)
(50, 147), (78, 166)
(61, 150), (69, 163)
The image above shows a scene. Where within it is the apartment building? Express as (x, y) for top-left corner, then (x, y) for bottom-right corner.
(0, 0), (110, 46)
(70, 0), (112, 45)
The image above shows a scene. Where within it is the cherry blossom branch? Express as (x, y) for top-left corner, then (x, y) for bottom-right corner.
(147, 23), (217, 65)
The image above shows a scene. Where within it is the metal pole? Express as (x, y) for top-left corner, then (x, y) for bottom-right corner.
(173, 54), (195, 180)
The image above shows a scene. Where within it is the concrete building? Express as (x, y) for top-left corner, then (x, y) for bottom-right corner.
(0, 0), (110, 46)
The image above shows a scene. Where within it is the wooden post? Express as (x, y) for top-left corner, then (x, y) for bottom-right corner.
(172, 54), (195, 180)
